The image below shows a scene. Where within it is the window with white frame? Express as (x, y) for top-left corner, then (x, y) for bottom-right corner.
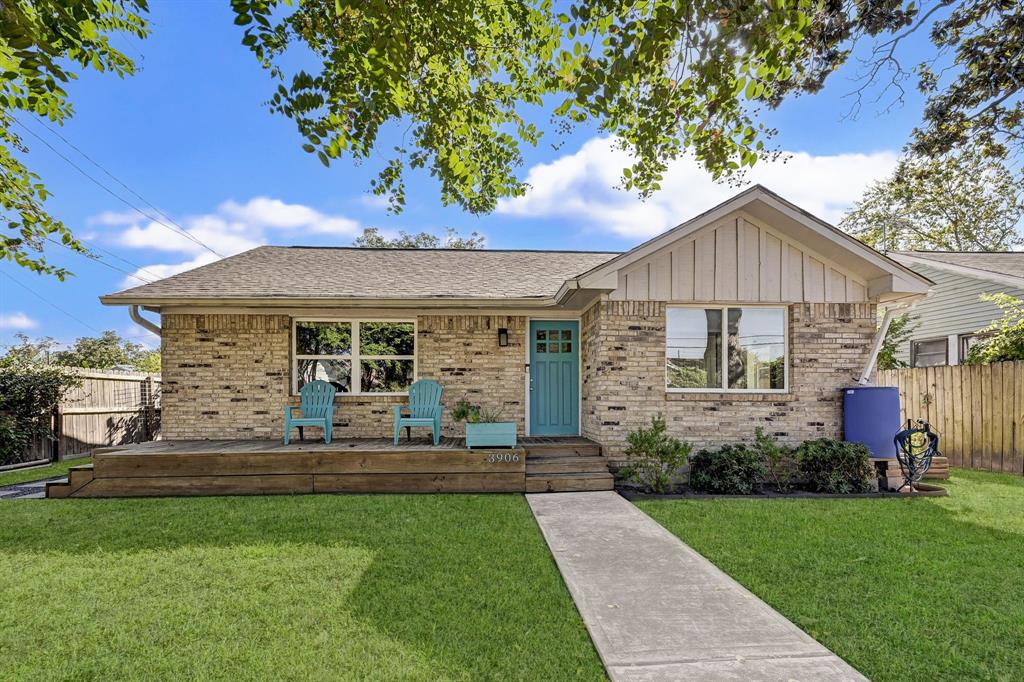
(666, 306), (786, 391)
(293, 320), (416, 395)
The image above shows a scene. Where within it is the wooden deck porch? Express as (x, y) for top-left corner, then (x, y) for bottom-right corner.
(46, 437), (612, 498)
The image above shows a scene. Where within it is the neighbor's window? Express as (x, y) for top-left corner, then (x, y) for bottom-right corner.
(293, 320), (415, 394)
(911, 338), (947, 368)
(667, 306), (786, 391)
(958, 333), (987, 363)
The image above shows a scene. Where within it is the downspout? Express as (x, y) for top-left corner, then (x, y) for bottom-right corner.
(856, 301), (915, 385)
(129, 305), (161, 338)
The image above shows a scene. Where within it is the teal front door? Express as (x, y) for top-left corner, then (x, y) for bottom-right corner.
(529, 320), (580, 436)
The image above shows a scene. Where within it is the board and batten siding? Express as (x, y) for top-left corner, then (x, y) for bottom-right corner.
(896, 263), (1024, 365)
(609, 213), (869, 303)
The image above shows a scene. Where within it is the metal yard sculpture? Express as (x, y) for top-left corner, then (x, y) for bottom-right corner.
(893, 419), (941, 492)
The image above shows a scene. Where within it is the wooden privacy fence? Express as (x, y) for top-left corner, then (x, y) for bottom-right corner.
(25, 369), (161, 462)
(878, 362), (1024, 475)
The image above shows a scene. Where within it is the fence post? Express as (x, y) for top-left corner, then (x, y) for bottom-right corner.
(142, 376), (155, 442)
(51, 404), (62, 463)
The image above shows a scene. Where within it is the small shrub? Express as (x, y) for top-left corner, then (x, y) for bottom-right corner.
(751, 427), (797, 493)
(619, 415), (691, 494)
(689, 444), (767, 495)
(795, 439), (875, 494)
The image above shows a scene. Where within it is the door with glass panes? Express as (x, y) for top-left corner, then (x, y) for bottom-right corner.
(528, 320), (579, 436)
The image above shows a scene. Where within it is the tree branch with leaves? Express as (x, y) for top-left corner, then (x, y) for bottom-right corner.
(0, 0), (150, 278)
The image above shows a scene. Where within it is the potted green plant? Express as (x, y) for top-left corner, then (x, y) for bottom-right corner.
(452, 398), (517, 448)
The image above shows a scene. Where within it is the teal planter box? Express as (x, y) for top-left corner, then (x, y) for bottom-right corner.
(466, 422), (517, 448)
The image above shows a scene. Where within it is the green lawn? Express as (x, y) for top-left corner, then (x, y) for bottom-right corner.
(0, 494), (604, 681)
(637, 469), (1024, 682)
(0, 457), (90, 487)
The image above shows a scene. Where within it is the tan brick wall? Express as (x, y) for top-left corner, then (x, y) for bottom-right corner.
(581, 301), (877, 461)
(161, 313), (527, 440)
(418, 315), (527, 436)
(161, 314), (291, 439)
(163, 304), (873, 451)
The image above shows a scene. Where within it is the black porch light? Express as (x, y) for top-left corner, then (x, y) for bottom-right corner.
(497, 328), (509, 347)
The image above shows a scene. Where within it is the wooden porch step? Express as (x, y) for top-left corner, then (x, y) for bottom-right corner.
(924, 456), (950, 480)
(525, 456), (609, 475)
(45, 464), (95, 498)
(45, 479), (72, 498)
(522, 441), (601, 457)
(526, 472), (614, 493)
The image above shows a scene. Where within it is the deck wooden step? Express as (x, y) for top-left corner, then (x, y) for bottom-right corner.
(522, 441), (601, 457)
(68, 465), (95, 492)
(526, 456), (609, 475)
(526, 472), (614, 493)
(924, 456), (950, 480)
(45, 479), (72, 498)
(45, 464), (95, 498)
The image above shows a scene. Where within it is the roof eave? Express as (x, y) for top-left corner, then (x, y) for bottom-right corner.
(99, 294), (569, 309)
(890, 253), (1024, 290)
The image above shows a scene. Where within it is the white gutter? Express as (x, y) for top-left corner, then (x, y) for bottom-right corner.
(856, 300), (917, 385)
(129, 304), (161, 338)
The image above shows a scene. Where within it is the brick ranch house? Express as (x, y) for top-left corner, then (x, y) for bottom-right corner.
(102, 186), (931, 463)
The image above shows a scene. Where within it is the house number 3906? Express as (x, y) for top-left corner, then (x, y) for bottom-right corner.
(488, 452), (520, 463)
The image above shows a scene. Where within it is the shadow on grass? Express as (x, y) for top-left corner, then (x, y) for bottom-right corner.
(0, 494), (604, 681)
(636, 470), (1024, 682)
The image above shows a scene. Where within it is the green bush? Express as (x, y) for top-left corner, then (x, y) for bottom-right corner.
(619, 415), (692, 494)
(689, 444), (767, 495)
(795, 439), (875, 494)
(752, 427), (797, 493)
(0, 364), (80, 466)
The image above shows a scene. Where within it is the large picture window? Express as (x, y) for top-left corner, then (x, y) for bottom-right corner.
(293, 320), (416, 395)
(667, 306), (786, 392)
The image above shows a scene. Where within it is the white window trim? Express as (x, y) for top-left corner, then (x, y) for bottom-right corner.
(665, 304), (789, 394)
(291, 318), (417, 396)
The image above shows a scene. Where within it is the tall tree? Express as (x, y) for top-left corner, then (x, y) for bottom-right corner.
(0, 0), (150, 278)
(0, 332), (58, 367)
(353, 227), (485, 249)
(841, 151), (1024, 252)
(53, 330), (159, 372)
(234, 1), (1023, 215)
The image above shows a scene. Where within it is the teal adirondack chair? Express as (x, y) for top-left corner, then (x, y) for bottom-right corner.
(393, 379), (443, 446)
(284, 380), (337, 445)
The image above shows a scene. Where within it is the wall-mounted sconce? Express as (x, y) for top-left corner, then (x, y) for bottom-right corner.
(497, 328), (509, 347)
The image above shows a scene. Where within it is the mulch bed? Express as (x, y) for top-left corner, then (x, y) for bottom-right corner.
(618, 482), (948, 500)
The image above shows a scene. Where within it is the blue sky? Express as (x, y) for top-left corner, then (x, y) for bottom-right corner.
(0, 1), (934, 349)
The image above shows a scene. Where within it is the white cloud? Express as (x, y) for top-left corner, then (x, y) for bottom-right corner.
(498, 136), (899, 239)
(219, 197), (360, 235)
(0, 312), (39, 330)
(95, 197), (362, 287)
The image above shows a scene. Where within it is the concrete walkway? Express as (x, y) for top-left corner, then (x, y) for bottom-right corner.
(527, 491), (866, 681)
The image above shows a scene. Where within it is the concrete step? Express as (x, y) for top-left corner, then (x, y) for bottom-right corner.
(526, 456), (610, 475)
(526, 472), (614, 493)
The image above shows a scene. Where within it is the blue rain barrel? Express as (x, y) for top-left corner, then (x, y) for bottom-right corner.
(842, 386), (900, 459)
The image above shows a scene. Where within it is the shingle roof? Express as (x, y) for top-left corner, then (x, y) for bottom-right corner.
(102, 246), (620, 303)
(892, 251), (1024, 283)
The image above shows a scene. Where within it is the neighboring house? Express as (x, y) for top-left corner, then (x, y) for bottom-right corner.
(100, 186), (931, 461)
(888, 252), (1024, 368)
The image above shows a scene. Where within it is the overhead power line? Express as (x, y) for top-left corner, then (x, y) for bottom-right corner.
(0, 270), (158, 348)
(1, 269), (104, 334)
(44, 237), (155, 286)
(12, 118), (224, 258)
